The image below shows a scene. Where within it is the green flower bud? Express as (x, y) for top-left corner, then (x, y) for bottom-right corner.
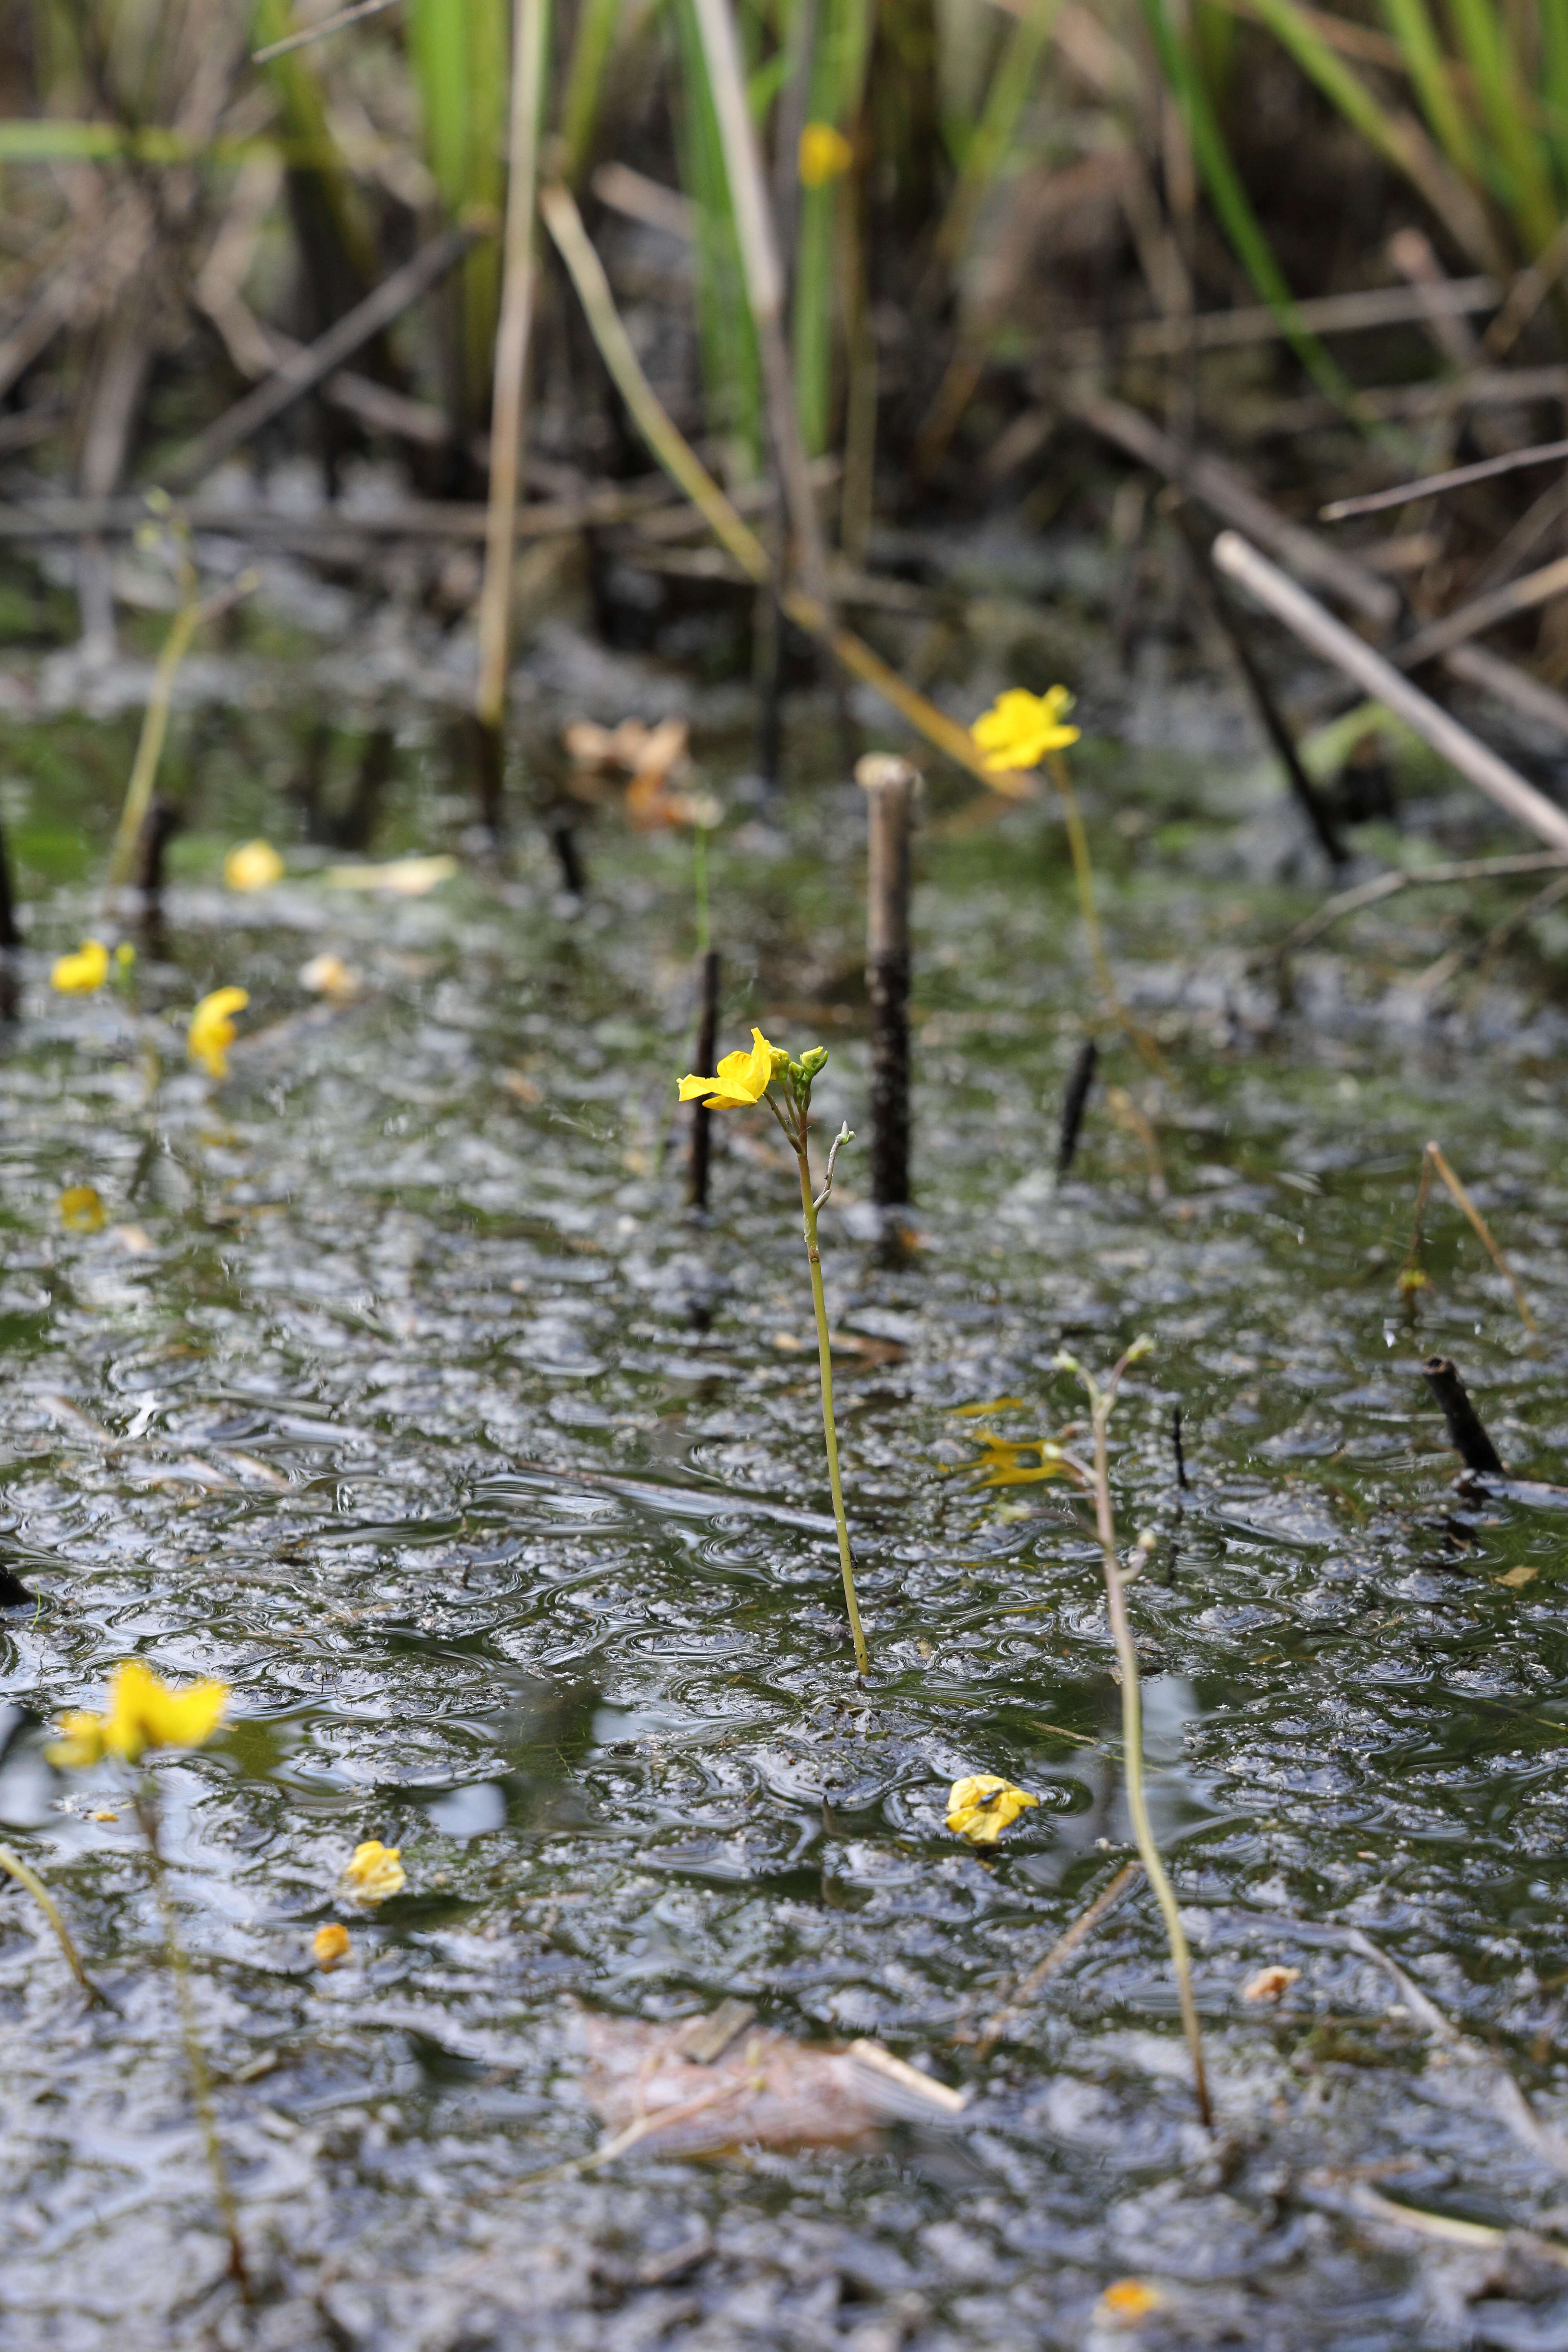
(798, 1045), (829, 1078)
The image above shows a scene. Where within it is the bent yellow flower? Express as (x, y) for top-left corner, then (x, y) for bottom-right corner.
(48, 1659), (229, 1768)
(224, 839), (284, 893)
(313, 1921), (352, 1971)
(51, 939), (111, 994)
(188, 986), (249, 1078)
(946, 1773), (1040, 1844)
(971, 686), (1081, 774)
(342, 1840), (406, 1904)
(60, 1185), (106, 1232)
(677, 1025), (785, 1109)
(799, 121), (854, 188)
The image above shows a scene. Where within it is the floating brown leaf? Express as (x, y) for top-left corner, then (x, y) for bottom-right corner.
(577, 2007), (967, 2159)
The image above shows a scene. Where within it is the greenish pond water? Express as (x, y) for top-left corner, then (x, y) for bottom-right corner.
(5, 688), (1568, 2350)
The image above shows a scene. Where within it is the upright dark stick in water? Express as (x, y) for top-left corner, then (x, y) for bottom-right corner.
(688, 948), (721, 1211)
(550, 821), (585, 899)
(0, 804), (19, 1019)
(136, 799), (182, 948)
(857, 754), (915, 1207)
(1057, 1037), (1098, 1179)
(1171, 1404), (1190, 1490)
(1422, 1356), (1506, 1475)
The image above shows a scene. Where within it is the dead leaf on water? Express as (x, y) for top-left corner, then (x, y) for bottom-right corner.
(578, 2007), (967, 2159)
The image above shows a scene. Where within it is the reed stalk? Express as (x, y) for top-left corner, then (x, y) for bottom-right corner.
(474, 0), (552, 742)
(1057, 1342), (1211, 2129)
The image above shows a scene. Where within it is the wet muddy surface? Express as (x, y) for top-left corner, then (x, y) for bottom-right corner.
(7, 621), (1568, 2349)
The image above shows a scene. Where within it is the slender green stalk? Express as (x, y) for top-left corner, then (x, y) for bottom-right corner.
(0, 1843), (104, 2003)
(559, 0), (628, 183)
(794, 1135), (869, 1675)
(934, 0), (1064, 270)
(106, 570), (260, 898)
(133, 1789), (249, 2296)
(693, 821), (711, 956)
(1060, 1344), (1211, 2129)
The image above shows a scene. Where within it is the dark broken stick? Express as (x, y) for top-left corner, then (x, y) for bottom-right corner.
(1056, 1038), (1098, 1180)
(162, 222), (481, 493)
(688, 947), (721, 1212)
(858, 753), (916, 1208)
(1423, 1356), (1506, 1477)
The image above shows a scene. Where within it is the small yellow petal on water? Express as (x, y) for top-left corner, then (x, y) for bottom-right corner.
(47, 1710), (110, 1770)
(1096, 2278), (1164, 2324)
(946, 1773), (1040, 1844)
(799, 121), (854, 187)
(342, 1840), (406, 1904)
(1241, 1964), (1300, 2002)
(313, 1921), (352, 1971)
(59, 1185), (105, 1232)
(224, 840), (284, 893)
(971, 686), (1081, 773)
(51, 939), (110, 994)
(188, 986), (249, 1078)
(324, 854), (456, 896)
(299, 951), (362, 1003)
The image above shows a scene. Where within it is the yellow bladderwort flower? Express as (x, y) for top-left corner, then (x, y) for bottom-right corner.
(51, 939), (111, 994)
(799, 121), (854, 188)
(1095, 2279), (1165, 2325)
(313, 1922), (352, 1971)
(677, 1025), (787, 1109)
(946, 1773), (1040, 1844)
(188, 986), (249, 1078)
(60, 1185), (106, 1232)
(47, 1659), (229, 1769)
(224, 839), (284, 893)
(971, 686), (1081, 774)
(342, 1840), (406, 1904)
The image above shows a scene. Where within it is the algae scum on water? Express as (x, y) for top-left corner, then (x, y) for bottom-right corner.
(9, 707), (1568, 2349)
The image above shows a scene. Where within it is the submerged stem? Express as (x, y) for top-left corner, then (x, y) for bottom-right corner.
(134, 1790), (251, 2296)
(1085, 1377), (1211, 2128)
(796, 1141), (870, 1676)
(0, 1841), (105, 2003)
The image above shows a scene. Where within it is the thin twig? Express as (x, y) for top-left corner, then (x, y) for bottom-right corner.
(1320, 437), (1568, 522)
(251, 0), (400, 64)
(0, 1843), (108, 2004)
(1282, 852), (1568, 954)
(1425, 1141), (1536, 1334)
(974, 1861), (1142, 2056)
(813, 1121), (854, 1210)
(1213, 532), (1568, 854)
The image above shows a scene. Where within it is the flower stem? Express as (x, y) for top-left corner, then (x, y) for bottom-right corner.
(693, 822), (711, 957)
(1087, 1392), (1211, 2129)
(134, 1789), (251, 2296)
(796, 1145), (870, 1676)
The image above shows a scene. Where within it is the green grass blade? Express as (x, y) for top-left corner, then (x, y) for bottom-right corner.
(251, 0), (379, 296)
(1543, 0), (1568, 191)
(1138, 0), (1360, 410)
(1445, 0), (1561, 256)
(407, 0), (509, 417)
(1378, 0), (1483, 181)
(559, 0), (627, 183)
(934, 0), (1062, 268)
(671, 0), (764, 480)
(791, 0), (872, 457)
(1247, 0), (1498, 270)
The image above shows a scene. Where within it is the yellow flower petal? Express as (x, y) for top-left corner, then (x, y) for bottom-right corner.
(1095, 2278), (1165, 2324)
(676, 1026), (782, 1108)
(51, 939), (111, 995)
(342, 1840), (406, 1904)
(970, 686), (1081, 773)
(50, 1664), (228, 1768)
(187, 986), (249, 1078)
(946, 1773), (1040, 1844)
(223, 840), (284, 893)
(799, 121), (854, 188)
(60, 1185), (106, 1232)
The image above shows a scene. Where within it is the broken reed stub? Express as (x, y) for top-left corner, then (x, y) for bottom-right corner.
(856, 753), (916, 1208)
(1423, 1354), (1506, 1477)
(688, 947), (721, 1212)
(1057, 1036), (1098, 1179)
